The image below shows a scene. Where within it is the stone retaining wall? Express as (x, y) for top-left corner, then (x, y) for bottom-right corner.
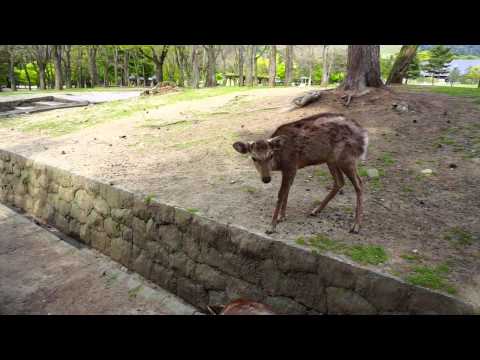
(0, 149), (475, 314)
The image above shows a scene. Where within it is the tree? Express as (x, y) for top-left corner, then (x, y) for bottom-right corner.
(237, 46), (245, 86)
(448, 67), (461, 86)
(321, 45), (329, 86)
(423, 45), (454, 85)
(340, 45), (383, 92)
(191, 45), (201, 88)
(284, 45), (294, 86)
(6, 45), (17, 91)
(63, 45), (72, 88)
(405, 55), (421, 84)
(139, 46), (169, 85)
(268, 45), (276, 87)
(203, 45), (220, 87)
(88, 45), (99, 87)
(30, 45), (50, 90)
(245, 45), (256, 86)
(386, 45), (419, 85)
(465, 66), (480, 88)
(52, 45), (63, 90)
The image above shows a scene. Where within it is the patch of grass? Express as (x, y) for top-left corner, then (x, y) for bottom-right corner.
(369, 177), (382, 191)
(358, 166), (369, 177)
(405, 263), (456, 294)
(242, 185), (257, 194)
(444, 227), (474, 246)
(128, 284), (143, 299)
(144, 194), (156, 205)
(295, 234), (346, 253)
(186, 208), (200, 214)
(346, 244), (389, 265)
(105, 273), (120, 287)
(401, 253), (422, 262)
(314, 169), (329, 178)
(380, 152), (395, 166)
(21, 175), (30, 185)
(405, 85), (480, 101)
(402, 185), (414, 193)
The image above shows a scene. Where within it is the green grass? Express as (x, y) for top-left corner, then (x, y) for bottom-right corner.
(242, 185), (257, 194)
(144, 194), (156, 205)
(295, 234), (389, 266)
(380, 152), (395, 166)
(105, 273), (120, 287)
(400, 253), (422, 262)
(346, 244), (389, 265)
(405, 85), (480, 104)
(186, 208), (200, 214)
(402, 185), (414, 193)
(128, 284), (143, 299)
(444, 227), (474, 246)
(405, 264), (456, 294)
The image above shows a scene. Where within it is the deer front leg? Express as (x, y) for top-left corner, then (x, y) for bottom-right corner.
(278, 173), (296, 222)
(266, 171), (295, 234)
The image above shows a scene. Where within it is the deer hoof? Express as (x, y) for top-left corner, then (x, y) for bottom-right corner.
(265, 228), (277, 235)
(349, 224), (360, 234)
(309, 210), (318, 217)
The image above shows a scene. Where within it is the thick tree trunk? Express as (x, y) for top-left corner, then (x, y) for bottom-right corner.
(268, 45), (276, 87)
(88, 46), (98, 87)
(64, 45), (72, 89)
(53, 45), (63, 90)
(8, 49), (16, 91)
(204, 45), (217, 87)
(284, 45), (294, 86)
(321, 45), (329, 86)
(386, 45), (419, 85)
(341, 45), (383, 92)
(37, 62), (46, 90)
(191, 45), (200, 88)
(237, 46), (244, 86)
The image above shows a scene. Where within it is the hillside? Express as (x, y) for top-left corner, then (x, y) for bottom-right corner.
(420, 45), (480, 56)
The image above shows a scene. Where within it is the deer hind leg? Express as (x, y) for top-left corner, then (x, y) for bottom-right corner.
(340, 162), (363, 234)
(310, 164), (344, 216)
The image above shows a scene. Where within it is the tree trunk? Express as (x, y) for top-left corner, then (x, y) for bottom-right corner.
(237, 46), (244, 86)
(64, 45), (72, 89)
(53, 45), (63, 90)
(191, 45), (200, 88)
(284, 45), (294, 87)
(113, 47), (118, 86)
(341, 45), (383, 92)
(123, 50), (129, 87)
(22, 62), (31, 90)
(245, 45), (256, 86)
(76, 47), (83, 88)
(103, 46), (109, 87)
(175, 46), (185, 87)
(268, 45), (276, 87)
(478, 79), (480, 88)
(8, 49), (16, 91)
(88, 46), (98, 87)
(321, 45), (329, 86)
(386, 45), (419, 85)
(204, 45), (217, 87)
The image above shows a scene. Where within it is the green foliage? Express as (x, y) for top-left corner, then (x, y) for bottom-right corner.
(381, 55), (396, 80)
(423, 45), (455, 78)
(329, 71), (344, 83)
(448, 67), (462, 85)
(406, 55), (421, 80)
(465, 66), (480, 84)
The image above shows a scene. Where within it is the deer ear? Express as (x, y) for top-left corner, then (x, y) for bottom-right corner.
(233, 141), (251, 154)
(268, 136), (286, 150)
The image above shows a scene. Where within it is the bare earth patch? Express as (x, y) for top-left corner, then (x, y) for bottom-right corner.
(1, 86), (479, 308)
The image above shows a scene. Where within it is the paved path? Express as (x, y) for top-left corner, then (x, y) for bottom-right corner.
(0, 91), (141, 104)
(0, 203), (199, 315)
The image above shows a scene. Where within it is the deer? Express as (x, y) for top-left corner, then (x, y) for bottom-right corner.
(232, 113), (368, 235)
(207, 299), (276, 315)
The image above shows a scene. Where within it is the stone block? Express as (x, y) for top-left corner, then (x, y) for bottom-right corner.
(326, 287), (377, 314)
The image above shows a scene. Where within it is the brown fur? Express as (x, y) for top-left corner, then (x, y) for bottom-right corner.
(220, 299), (275, 315)
(233, 112), (368, 234)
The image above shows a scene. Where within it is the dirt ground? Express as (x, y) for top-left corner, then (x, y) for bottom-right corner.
(1, 86), (479, 307)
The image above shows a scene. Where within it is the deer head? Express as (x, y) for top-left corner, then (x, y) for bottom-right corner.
(233, 136), (286, 183)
